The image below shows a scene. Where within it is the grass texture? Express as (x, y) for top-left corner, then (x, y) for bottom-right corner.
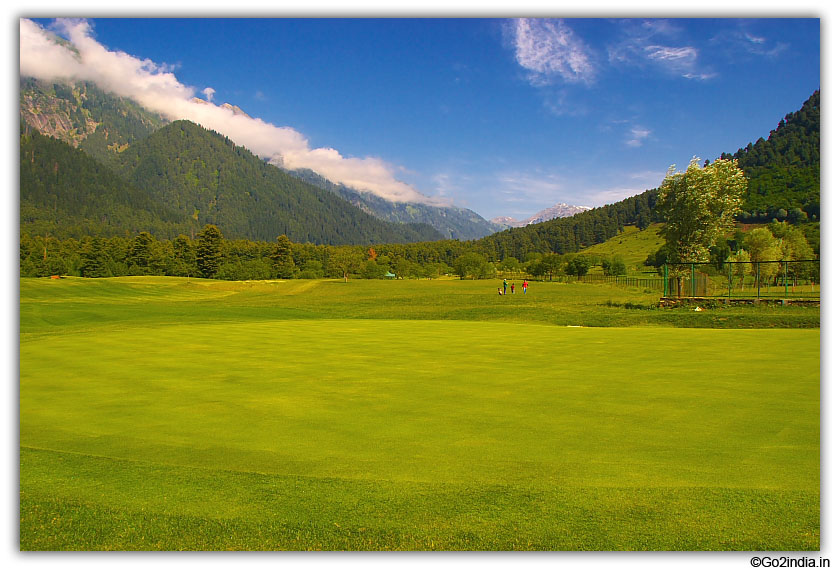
(19, 277), (820, 550)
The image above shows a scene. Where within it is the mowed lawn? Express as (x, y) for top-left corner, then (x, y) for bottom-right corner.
(19, 277), (820, 550)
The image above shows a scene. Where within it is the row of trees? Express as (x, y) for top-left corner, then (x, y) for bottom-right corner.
(646, 220), (818, 289)
(20, 222), (633, 282)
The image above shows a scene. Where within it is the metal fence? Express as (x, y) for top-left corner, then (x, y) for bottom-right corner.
(662, 260), (820, 300)
(559, 274), (663, 289)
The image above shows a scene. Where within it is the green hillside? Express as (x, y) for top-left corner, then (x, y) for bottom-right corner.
(721, 90), (820, 222)
(580, 224), (665, 271)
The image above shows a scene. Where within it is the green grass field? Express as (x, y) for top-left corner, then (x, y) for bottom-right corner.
(19, 276), (820, 550)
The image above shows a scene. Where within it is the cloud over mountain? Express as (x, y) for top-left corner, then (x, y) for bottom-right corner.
(19, 18), (438, 205)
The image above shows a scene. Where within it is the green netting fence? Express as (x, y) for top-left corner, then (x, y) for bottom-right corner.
(662, 260), (820, 300)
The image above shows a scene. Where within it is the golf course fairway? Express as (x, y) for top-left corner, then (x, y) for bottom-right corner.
(19, 277), (820, 550)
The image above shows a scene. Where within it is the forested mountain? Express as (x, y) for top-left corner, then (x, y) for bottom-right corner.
(20, 126), (190, 239)
(112, 120), (444, 244)
(289, 168), (503, 240)
(20, 117), (444, 244)
(720, 90), (819, 222)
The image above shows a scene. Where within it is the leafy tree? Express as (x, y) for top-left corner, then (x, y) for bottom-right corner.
(564, 255), (591, 279)
(656, 157), (746, 263)
(602, 255), (627, 276)
(328, 246), (363, 282)
(540, 253), (565, 281)
(743, 227), (782, 285)
(361, 259), (386, 279)
(453, 252), (493, 279)
(196, 224), (223, 278)
(216, 258), (274, 281)
(769, 221), (816, 283)
(393, 258), (413, 279)
(498, 257), (521, 274)
(296, 259), (323, 279)
(725, 249), (752, 290)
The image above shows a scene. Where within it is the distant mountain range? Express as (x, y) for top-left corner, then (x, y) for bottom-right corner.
(491, 203), (592, 228)
(19, 77), (500, 242)
(286, 168), (503, 240)
(19, 77), (448, 244)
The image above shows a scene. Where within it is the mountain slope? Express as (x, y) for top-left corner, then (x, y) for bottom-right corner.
(20, 76), (487, 241)
(721, 89), (820, 221)
(20, 126), (188, 239)
(288, 168), (503, 240)
(113, 120), (444, 244)
(20, 77), (167, 166)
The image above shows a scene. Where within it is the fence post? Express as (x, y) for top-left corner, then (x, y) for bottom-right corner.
(757, 261), (761, 299)
(784, 261), (788, 298)
(691, 263), (696, 297)
(728, 261), (732, 300)
(663, 264), (669, 297)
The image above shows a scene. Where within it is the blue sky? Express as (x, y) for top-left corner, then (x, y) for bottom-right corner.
(21, 16), (820, 220)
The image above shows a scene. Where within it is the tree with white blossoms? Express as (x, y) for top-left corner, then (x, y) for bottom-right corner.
(657, 157), (747, 264)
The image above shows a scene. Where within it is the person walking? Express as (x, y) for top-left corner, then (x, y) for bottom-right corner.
(523, 279), (528, 295)
(511, 283), (515, 294)
(503, 278), (508, 295)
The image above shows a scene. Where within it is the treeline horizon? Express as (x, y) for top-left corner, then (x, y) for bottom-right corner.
(20, 214), (819, 282)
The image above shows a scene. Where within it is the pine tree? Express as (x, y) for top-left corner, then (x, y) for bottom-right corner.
(195, 224), (223, 278)
(270, 234), (295, 278)
(79, 237), (110, 278)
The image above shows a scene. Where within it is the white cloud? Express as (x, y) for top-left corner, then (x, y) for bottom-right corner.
(711, 28), (789, 59)
(608, 19), (715, 81)
(625, 126), (652, 148)
(19, 18), (438, 205)
(511, 18), (596, 86)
